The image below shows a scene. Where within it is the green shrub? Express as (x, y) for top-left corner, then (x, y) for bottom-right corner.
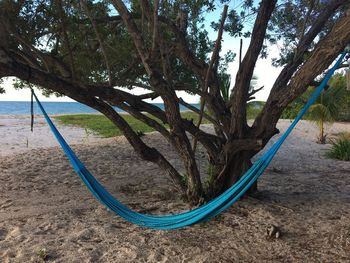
(326, 134), (350, 161)
(247, 101), (265, 120)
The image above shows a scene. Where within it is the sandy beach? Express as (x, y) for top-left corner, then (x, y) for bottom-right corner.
(1, 116), (350, 262)
(0, 115), (104, 157)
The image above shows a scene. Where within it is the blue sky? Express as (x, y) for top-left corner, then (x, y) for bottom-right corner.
(0, 1), (282, 103)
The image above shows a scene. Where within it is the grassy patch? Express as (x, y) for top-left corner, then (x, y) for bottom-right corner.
(246, 107), (262, 120)
(247, 101), (265, 120)
(54, 112), (209, 138)
(326, 133), (350, 161)
(36, 247), (48, 261)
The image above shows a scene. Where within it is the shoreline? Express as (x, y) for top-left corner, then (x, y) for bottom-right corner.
(0, 100), (199, 116)
(0, 110), (195, 118)
(0, 115), (104, 157)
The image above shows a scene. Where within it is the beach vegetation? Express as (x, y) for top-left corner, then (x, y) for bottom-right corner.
(55, 108), (263, 139)
(1, 1), (350, 204)
(219, 73), (231, 102)
(280, 73), (350, 143)
(54, 112), (210, 138)
(326, 133), (350, 161)
(36, 247), (48, 262)
(306, 84), (347, 143)
(281, 73), (350, 122)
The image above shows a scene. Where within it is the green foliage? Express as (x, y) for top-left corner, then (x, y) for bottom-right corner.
(280, 74), (348, 143)
(281, 73), (350, 121)
(218, 72), (263, 120)
(54, 112), (209, 138)
(218, 73), (231, 101)
(280, 99), (304, 119)
(306, 85), (346, 126)
(326, 133), (350, 161)
(211, 9), (243, 37)
(1, 0), (245, 95)
(329, 72), (350, 121)
(36, 247), (48, 261)
(268, 1), (350, 67)
(246, 100), (264, 120)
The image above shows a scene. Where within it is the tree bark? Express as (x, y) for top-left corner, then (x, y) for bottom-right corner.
(254, 4), (350, 138)
(230, 0), (277, 137)
(206, 152), (255, 198)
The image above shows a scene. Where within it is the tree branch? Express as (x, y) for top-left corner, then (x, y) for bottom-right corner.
(110, 0), (153, 75)
(93, 100), (187, 193)
(248, 85), (264, 98)
(56, 0), (76, 79)
(0, 47), (187, 193)
(151, 0), (159, 57)
(271, 0), (348, 96)
(81, 0), (113, 85)
(79, 11), (227, 129)
(178, 97), (220, 126)
(253, 7), (350, 137)
(229, 0), (277, 137)
(296, 0), (315, 51)
(193, 5), (228, 152)
(137, 92), (158, 100)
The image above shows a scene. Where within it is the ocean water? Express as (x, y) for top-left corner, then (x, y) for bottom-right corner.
(0, 101), (199, 115)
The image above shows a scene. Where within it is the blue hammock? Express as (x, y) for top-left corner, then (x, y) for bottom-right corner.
(32, 51), (346, 230)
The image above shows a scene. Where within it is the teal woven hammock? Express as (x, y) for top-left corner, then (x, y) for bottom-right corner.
(32, 51), (347, 230)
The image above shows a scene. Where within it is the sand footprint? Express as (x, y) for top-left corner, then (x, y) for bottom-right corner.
(77, 228), (98, 241)
(0, 228), (9, 241)
(147, 250), (168, 263)
(5, 226), (21, 240)
(0, 199), (13, 209)
(110, 246), (138, 262)
(34, 221), (53, 235)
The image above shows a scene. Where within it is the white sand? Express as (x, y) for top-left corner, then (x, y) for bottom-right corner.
(0, 115), (104, 157)
(0, 117), (350, 262)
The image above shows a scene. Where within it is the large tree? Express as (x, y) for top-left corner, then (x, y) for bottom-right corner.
(1, 0), (350, 204)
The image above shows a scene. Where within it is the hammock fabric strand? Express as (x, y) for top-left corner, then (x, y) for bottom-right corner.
(32, 51), (347, 230)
